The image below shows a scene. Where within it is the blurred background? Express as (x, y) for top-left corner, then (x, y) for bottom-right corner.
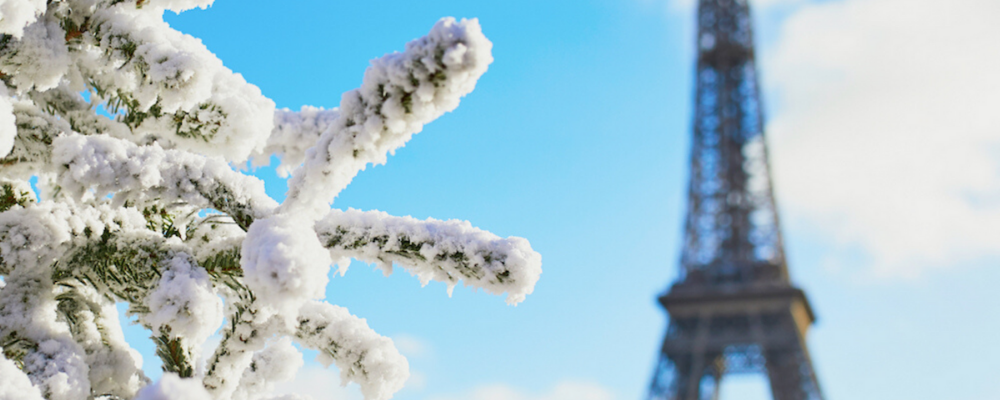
(124, 0), (1000, 399)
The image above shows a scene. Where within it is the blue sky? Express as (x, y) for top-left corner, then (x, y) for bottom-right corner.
(121, 0), (1000, 399)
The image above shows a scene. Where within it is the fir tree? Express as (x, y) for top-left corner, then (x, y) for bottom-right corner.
(0, 2), (542, 399)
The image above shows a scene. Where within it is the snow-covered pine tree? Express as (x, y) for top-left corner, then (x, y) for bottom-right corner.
(0, 1), (542, 399)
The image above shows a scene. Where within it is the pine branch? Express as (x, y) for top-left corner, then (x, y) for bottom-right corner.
(0, 334), (36, 371)
(0, 181), (32, 212)
(62, 231), (166, 307)
(53, 134), (278, 231)
(53, 282), (149, 398)
(315, 209), (541, 304)
(0, 100), (65, 172)
(202, 293), (262, 398)
(153, 331), (195, 378)
(77, 4), (275, 162)
(198, 240), (262, 397)
(199, 245), (245, 290)
(281, 18), (494, 219)
(293, 301), (408, 400)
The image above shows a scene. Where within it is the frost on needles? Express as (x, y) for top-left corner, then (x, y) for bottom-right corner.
(0, 2), (542, 400)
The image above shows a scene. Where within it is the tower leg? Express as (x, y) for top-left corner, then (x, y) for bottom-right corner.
(675, 355), (698, 400)
(698, 361), (722, 400)
(648, 352), (696, 400)
(765, 346), (823, 400)
(649, 352), (725, 400)
(648, 354), (675, 400)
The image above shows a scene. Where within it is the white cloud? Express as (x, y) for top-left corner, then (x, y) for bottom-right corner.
(428, 381), (615, 400)
(391, 334), (430, 359)
(273, 365), (363, 400)
(763, 0), (1000, 276)
(404, 370), (428, 392)
(272, 361), (427, 399)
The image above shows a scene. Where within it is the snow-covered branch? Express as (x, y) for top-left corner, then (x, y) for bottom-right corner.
(256, 106), (341, 178)
(0, 98), (69, 176)
(230, 338), (302, 400)
(281, 17), (493, 219)
(52, 282), (148, 398)
(0, 268), (91, 400)
(52, 217), (220, 378)
(294, 301), (408, 400)
(78, 4), (275, 162)
(317, 209), (542, 304)
(53, 134), (277, 230)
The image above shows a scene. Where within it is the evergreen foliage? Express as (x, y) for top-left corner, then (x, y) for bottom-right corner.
(0, 1), (541, 399)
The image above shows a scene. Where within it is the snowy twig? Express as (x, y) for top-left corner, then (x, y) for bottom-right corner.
(281, 18), (494, 220)
(317, 209), (542, 305)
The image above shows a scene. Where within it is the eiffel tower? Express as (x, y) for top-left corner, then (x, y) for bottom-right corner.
(648, 1), (823, 399)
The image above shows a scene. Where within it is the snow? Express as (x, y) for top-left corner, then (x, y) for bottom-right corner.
(0, 84), (15, 158)
(155, 0), (215, 12)
(0, 270), (90, 400)
(143, 255), (224, 346)
(0, 0), (44, 38)
(0, 349), (45, 400)
(54, 283), (147, 399)
(0, 205), (73, 274)
(231, 338), (304, 400)
(241, 216), (332, 316)
(2, 97), (73, 178)
(135, 373), (212, 400)
(0, 5), (537, 400)
(52, 133), (278, 220)
(255, 106), (341, 177)
(2, 19), (71, 93)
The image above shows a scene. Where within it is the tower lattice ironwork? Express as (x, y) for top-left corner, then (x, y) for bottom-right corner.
(648, 0), (823, 399)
